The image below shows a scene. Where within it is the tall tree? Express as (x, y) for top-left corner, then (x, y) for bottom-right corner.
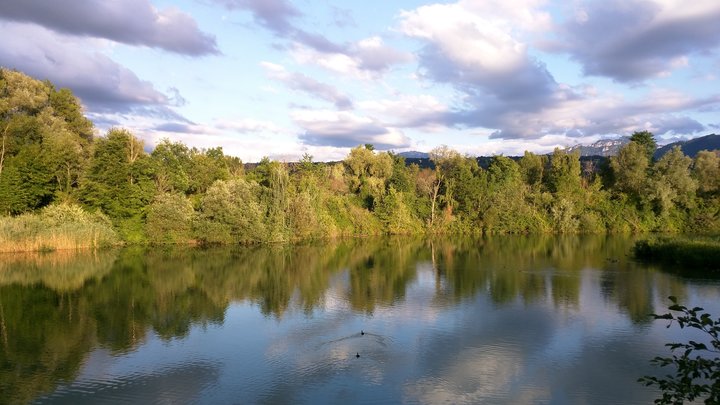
(344, 145), (392, 209)
(48, 86), (93, 142)
(629, 130), (657, 161)
(0, 69), (92, 210)
(188, 147), (233, 194)
(0, 69), (50, 178)
(519, 151), (546, 189)
(81, 128), (154, 219)
(546, 148), (582, 195)
(429, 145), (463, 221)
(693, 150), (720, 196)
(610, 141), (649, 198)
(647, 146), (697, 215)
(150, 139), (192, 194)
(41, 113), (90, 198)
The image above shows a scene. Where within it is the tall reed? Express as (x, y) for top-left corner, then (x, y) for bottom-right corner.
(0, 204), (119, 253)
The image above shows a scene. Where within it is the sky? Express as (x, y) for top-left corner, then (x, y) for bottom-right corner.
(1, 0), (719, 162)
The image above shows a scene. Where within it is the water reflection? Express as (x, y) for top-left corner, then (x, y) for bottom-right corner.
(0, 235), (713, 404)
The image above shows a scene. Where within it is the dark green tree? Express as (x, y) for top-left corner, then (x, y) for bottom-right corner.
(48, 87), (93, 141)
(150, 139), (192, 193)
(0, 144), (54, 213)
(630, 130), (658, 161)
(188, 147), (233, 194)
(519, 151), (546, 189)
(546, 148), (582, 195)
(80, 128), (154, 220)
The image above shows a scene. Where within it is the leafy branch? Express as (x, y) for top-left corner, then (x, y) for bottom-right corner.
(639, 296), (720, 404)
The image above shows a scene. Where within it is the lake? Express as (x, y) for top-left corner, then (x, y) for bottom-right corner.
(1, 236), (718, 404)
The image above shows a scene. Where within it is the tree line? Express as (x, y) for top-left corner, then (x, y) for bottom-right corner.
(1, 68), (719, 247)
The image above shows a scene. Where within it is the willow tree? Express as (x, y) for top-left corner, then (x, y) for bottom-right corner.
(647, 146), (697, 217)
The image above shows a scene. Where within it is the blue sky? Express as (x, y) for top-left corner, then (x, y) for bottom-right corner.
(1, 0), (719, 162)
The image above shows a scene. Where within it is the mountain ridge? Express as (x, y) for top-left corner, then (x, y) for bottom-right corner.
(397, 134), (719, 161)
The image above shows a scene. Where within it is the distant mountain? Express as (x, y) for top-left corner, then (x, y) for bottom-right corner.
(565, 137), (630, 157)
(392, 134), (719, 164)
(398, 151), (430, 159)
(654, 134), (720, 159)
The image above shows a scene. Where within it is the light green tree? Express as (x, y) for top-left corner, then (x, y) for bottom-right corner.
(647, 146), (697, 215)
(195, 179), (266, 244)
(146, 193), (195, 244)
(693, 150), (720, 196)
(344, 145), (393, 209)
(610, 141), (649, 198)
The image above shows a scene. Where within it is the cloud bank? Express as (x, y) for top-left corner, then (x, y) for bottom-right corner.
(0, 0), (218, 55)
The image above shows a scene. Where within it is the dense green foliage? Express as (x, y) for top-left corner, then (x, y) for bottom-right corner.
(1, 68), (720, 249)
(640, 297), (720, 404)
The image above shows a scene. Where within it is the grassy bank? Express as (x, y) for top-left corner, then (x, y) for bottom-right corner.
(633, 237), (720, 271)
(0, 204), (120, 253)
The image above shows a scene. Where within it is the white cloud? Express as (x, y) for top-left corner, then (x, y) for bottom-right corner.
(289, 35), (412, 80)
(0, 22), (168, 109)
(292, 109), (411, 148)
(400, 3), (529, 74)
(357, 94), (448, 129)
(214, 118), (285, 134)
(261, 62), (353, 109)
(555, 0), (720, 82)
(0, 0), (218, 55)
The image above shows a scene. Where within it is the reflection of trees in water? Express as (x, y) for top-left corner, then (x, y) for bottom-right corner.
(0, 243), (371, 403)
(0, 236), (692, 403)
(0, 250), (117, 291)
(430, 235), (560, 305)
(600, 261), (687, 324)
(347, 237), (426, 314)
(429, 235), (687, 320)
(0, 285), (96, 405)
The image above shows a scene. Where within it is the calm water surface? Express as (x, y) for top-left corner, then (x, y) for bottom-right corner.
(1, 236), (719, 404)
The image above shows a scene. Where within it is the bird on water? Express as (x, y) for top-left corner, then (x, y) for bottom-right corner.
(356, 352), (360, 358)
(361, 330), (365, 336)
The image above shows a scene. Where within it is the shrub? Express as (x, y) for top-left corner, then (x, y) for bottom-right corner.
(146, 193), (194, 244)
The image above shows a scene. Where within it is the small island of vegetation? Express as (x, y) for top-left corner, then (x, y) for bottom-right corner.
(634, 237), (720, 272)
(1, 68), (719, 253)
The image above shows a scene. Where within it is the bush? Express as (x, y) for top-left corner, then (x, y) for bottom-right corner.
(194, 179), (266, 244)
(146, 193), (194, 244)
(374, 188), (423, 235)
